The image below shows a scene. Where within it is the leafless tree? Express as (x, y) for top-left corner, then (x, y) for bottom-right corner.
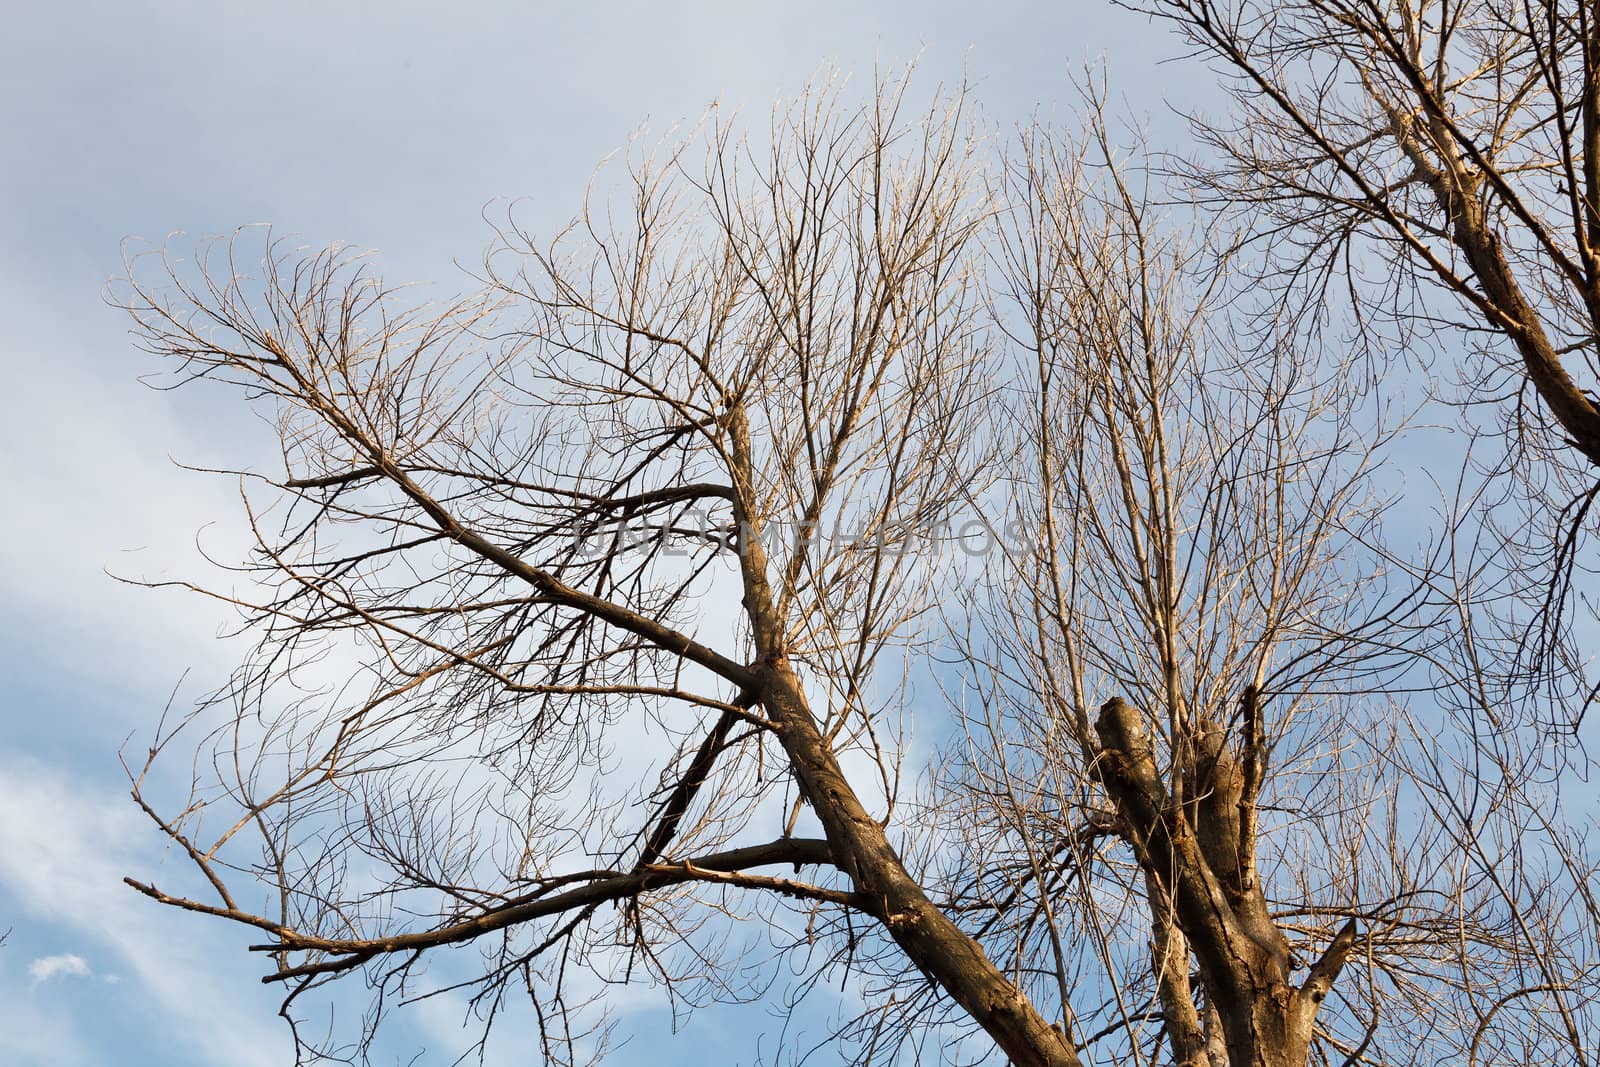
(1132, 0), (1600, 726)
(910, 97), (1600, 1067)
(1090, 9), (1600, 1058)
(115, 76), (1091, 1066)
(111, 62), (1600, 1067)
(1134, 0), (1600, 449)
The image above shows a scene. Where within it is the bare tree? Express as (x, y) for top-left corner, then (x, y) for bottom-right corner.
(1135, 0), (1600, 462)
(922, 111), (1384, 1067)
(115, 77), (1086, 1066)
(112, 61), (1600, 1067)
(922, 9), (1600, 1063)
(1131, 0), (1600, 726)
(911, 98), (1600, 1067)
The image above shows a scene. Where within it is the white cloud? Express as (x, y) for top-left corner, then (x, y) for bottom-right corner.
(28, 954), (91, 983)
(0, 758), (290, 1067)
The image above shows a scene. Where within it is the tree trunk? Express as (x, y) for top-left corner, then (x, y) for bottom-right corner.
(1095, 697), (1357, 1067)
(759, 658), (1083, 1067)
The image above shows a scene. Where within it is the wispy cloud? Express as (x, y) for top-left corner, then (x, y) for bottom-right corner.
(28, 953), (91, 983)
(0, 758), (289, 1067)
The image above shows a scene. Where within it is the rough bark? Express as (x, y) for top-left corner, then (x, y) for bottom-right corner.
(1094, 697), (1356, 1067)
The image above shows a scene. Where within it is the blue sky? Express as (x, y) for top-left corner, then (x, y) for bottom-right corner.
(0, 4), (1216, 1064)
